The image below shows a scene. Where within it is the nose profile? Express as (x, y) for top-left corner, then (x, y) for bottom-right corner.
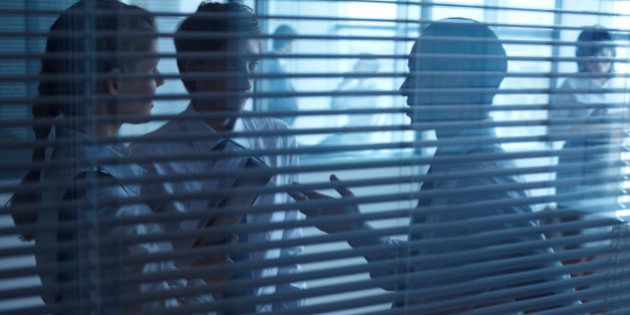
(399, 76), (410, 96)
(226, 71), (253, 92)
(156, 70), (165, 87)
(238, 75), (253, 92)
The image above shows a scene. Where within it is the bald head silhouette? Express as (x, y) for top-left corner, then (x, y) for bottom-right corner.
(400, 18), (507, 124)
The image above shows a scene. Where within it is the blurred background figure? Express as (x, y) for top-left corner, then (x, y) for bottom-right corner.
(321, 54), (381, 145)
(549, 26), (625, 145)
(259, 24), (299, 126)
(550, 26), (627, 283)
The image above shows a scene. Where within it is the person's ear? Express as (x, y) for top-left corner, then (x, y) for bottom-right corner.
(106, 68), (120, 96)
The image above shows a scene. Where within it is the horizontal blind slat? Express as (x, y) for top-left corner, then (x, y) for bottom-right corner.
(2, 168), (627, 240)
(0, 228), (619, 303)
(0, 214), (621, 282)
(2, 71), (630, 82)
(1, 134), (627, 173)
(3, 244), (626, 315)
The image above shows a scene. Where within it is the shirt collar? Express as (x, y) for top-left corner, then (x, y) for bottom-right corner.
(183, 104), (224, 152)
(54, 126), (146, 179)
(184, 103), (250, 151)
(231, 118), (250, 149)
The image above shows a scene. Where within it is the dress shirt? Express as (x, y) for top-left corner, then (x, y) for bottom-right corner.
(130, 104), (305, 312)
(350, 126), (576, 312)
(556, 134), (625, 247)
(549, 77), (629, 137)
(36, 126), (180, 313)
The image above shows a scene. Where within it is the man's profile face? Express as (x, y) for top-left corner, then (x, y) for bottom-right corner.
(189, 39), (260, 113)
(586, 47), (613, 74)
(399, 41), (460, 124)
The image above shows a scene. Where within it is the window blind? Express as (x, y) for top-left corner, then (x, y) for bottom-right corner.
(1, 0), (629, 314)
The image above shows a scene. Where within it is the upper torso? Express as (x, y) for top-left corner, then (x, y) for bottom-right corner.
(129, 106), (303, 310)
(549, 77), (629, 137)
(36, 126), (178, 312)
(399, 128), (571, 311)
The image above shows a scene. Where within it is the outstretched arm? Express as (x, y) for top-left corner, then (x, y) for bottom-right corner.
(289, 174), (408, 290)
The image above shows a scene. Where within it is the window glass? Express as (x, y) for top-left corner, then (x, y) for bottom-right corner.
(431, 0), (485, 21)
(612, 1), (630, 219)
(491, 0), (556, 202)
(260, 1), (413, 158)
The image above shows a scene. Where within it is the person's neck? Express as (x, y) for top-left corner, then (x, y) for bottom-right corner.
(192, 102), (237, 131)
(206, 118), (236, 131)
(71, 122), (121, 139)
(595, 77), (610, 86)
(435, 126), (493, 139)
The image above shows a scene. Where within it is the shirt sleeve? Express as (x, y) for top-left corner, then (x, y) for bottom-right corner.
(273, 134), (307, 310)
(74, 182), (184, 312)
(346, 225), (408, 291)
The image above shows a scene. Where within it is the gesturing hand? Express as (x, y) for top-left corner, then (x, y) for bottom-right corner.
(191, 213), (244, 298)
(289, 174), (363, 234)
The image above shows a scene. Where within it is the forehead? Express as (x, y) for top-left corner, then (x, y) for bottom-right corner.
(407, 41), (420, 68)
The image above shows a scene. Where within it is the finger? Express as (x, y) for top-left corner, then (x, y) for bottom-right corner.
(299, 207), (323, 217)
(302, 189), (333, 200)
(288, 190), (307, 201)
(213, 213), (245, 227)
(330, 174), (355, 198)
(288, 190), (321, 216)
(195, 234), (229, 247)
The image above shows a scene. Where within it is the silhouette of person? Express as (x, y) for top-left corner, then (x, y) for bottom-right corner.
(259, 24), (299, 126)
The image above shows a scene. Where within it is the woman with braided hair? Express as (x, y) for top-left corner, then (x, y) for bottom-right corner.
(6, 1), (191, 312)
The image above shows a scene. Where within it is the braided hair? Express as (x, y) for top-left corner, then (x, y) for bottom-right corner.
(9, 0), (157, 241)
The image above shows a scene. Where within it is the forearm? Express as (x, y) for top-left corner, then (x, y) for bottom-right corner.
(346, 223), (408, 289)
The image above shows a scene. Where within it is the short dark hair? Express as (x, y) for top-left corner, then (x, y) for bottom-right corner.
(576, 26), (616, 73)
(272, 24), (296, 51)
(174, 1), (260, 92)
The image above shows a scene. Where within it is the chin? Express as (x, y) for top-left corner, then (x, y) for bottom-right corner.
(220, 99), (247, 112)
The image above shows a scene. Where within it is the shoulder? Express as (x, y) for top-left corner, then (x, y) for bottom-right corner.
(561, 77), (597, 90)
(608, 77), (630, 88)
(147, 119), (185, 135)
(129, 120), (189, 156)
(242, 116), (289, 132)
(65, 169), (125, 200)
(73, 182), (154, 218)
(242, 117), (297, 150)
(261, 58), (281, 71)
(437, 146), (522, 190)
